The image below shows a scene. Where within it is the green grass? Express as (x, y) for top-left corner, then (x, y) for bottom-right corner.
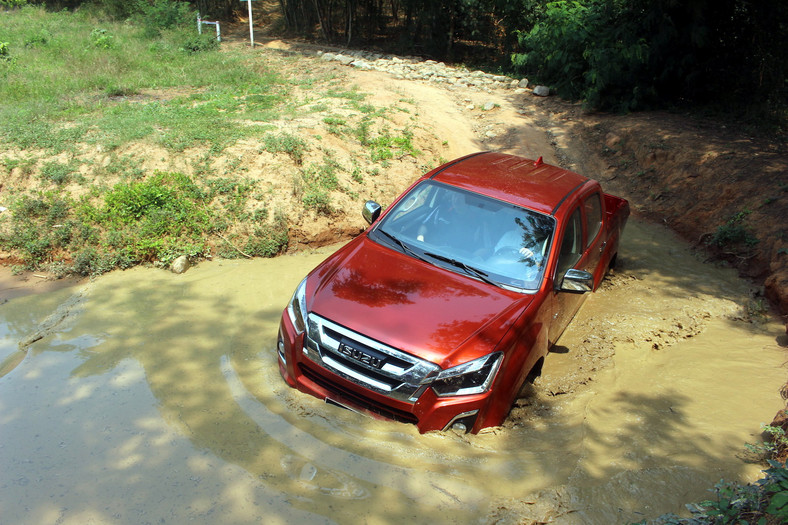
(0, 6), (286, 155)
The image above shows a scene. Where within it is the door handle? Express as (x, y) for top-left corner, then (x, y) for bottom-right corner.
(599, 241), (607, 253)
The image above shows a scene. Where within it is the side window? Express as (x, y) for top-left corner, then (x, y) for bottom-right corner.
(584, 193), (603, 248)
(555, 208), (583, 281)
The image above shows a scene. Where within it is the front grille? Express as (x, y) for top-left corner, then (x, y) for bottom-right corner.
(299, 363), (419, 424)
(303, 314), (440, 404)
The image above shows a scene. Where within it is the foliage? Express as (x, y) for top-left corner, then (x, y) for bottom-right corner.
(0, 0), (27, 7)
(709, 211), (759, 253)
(243, 211), (289, 257)
(299, 158), (341, 215)
(40, 160), (77, 185)
(0, 42), (11, 60)
(261, 133), (309, 164)
(135, 0), (196, 37)
(89, 28), (114, 49)
(1, 192), (74, 267)
(177, 30), (219, 54)
(510, 0), (788, 117)
(511, 0), (659, 110)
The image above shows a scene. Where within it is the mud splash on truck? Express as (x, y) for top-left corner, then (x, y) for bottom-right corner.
(0, 219), (785, 524)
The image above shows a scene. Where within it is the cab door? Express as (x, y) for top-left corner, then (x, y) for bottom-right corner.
(547, 191), (605, 345)
(580, 191), (605, 287)
(549, 206), (585, 345)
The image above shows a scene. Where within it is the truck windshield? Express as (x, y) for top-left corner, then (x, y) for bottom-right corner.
(373, 181), (555, 291)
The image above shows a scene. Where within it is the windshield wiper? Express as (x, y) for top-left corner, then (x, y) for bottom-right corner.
(377, 229), (428, 262)
(423, 251), (501, 287)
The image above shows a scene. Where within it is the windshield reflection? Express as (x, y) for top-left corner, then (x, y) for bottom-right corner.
(372, 181), (555, 291)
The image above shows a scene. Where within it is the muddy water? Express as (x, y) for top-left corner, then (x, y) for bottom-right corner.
(1, 220), (785, 525)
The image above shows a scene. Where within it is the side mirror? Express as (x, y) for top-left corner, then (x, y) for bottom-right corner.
(560, 269), (593, 293)
(362, 200), (382, 225)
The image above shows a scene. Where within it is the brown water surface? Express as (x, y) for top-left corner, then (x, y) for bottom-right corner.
(0, 219), (785, 524)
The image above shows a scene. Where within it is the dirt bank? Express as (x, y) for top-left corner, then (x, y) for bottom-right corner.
(517, 98), (788, 326)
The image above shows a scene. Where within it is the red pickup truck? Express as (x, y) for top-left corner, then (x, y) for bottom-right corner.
(277, 152), (629, 433)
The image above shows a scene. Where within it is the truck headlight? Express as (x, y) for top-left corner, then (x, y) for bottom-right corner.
(286, 278), (308, 334)
(431, 352), (503, 397)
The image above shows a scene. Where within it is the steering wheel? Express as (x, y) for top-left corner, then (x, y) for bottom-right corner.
(493, 246), (523, 258)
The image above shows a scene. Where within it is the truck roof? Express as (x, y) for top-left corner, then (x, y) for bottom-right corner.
(428, 151), (592, 215)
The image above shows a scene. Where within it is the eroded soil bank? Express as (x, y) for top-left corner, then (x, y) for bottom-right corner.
(1, 216), (785, 524)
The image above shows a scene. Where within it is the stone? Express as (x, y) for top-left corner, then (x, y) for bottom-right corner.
(171, 255), (190, 274)
(533, 85), (550, 97)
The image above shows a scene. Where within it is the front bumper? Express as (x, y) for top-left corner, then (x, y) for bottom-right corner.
(277, 312), (494, 433)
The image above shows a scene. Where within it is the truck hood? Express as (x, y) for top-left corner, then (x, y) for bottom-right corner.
(308, 236), (533, 367)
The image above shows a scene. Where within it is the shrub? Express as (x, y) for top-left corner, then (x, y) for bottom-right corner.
(40, 161), (75, 185)
(243, 212), (289, 257)
(709, 210), (759, 252)
(178, 31), (219, 54)
(24, 28), (51, 48)
(261, 133), (309, 164)
(90, 28), (115, 49)
(136, 0), (195, 37)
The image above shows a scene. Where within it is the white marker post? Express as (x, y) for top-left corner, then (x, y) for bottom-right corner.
(241, 0), (255, 47)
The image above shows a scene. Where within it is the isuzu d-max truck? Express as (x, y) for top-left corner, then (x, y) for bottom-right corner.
(277, 151), (630, 433)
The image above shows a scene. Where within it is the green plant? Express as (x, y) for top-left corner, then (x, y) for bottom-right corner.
(23, 28), (51, 48)
(261, 133), (309, 164)
(0, 42), (11, 60)
(746, 421), (788, 459)
(178, 31), (219, 54)
(298, 157), (343, 215)
(89, 28), (115, 49)
(709, 210), (759, 251)
(0, 192), (74, 267)
(40, 160), (76, 185)
(136, 0), (195, 37)
(760, 460), (788, 520)
(323, 116), (347, 135)
(243, 212), (289, 257)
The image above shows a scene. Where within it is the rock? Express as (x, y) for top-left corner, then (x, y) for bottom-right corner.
(482, 101), (497, 111)
(518, 78), (529, 89)
(765, 269), (788, 318)
(171, 255), (190, 274)
(351, 60), (372, 70)
(533, 85), (550, 97)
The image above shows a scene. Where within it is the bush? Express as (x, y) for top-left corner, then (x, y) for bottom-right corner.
(243, 212), (289, 257)
(178, 31), (219, 54)
(261, 133), (309, 164)
(0, 0), (27, 8)
(709, 211), (759, 252)
(135, 0), (195, 37)
(511, 0), (787, 117)
(512, 0), (657, 111)
(89, 28), (115, 49)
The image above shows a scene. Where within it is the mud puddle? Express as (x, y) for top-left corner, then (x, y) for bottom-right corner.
(1, 219), (786, 524)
